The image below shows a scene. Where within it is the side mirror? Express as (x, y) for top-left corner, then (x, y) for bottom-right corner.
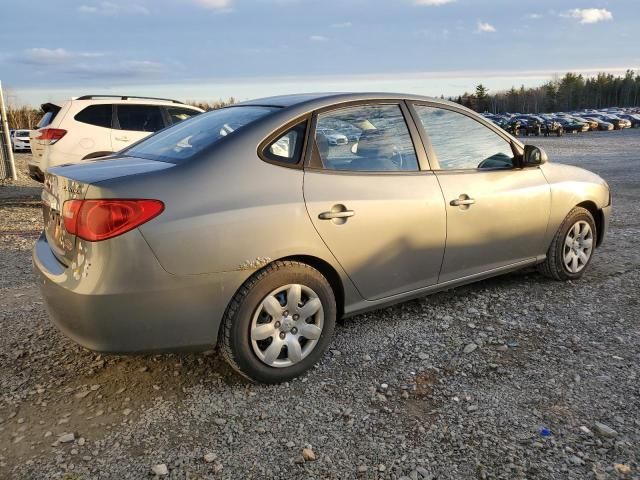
(523, 145), (548, 166)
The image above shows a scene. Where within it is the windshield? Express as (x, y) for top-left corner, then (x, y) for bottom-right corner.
(125, 106), (279, 163)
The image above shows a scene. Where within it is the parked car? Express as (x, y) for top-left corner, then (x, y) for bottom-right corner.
(573, 116), (599, 131)
(11, 129), (32, 151)
(588, 113), (627, 130)
(28, 95), (203, 181)
(618, 113), (640, 127)
(317, 127), (348, 145)
(583, 117), (614, 131)
(33, 92), (611, 383)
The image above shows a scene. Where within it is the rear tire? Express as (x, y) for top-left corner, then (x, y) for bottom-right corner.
(219, 260), (336, 383)
(538, 207), (596, 281)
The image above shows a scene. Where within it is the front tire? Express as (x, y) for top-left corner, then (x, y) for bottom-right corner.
(538, 207), (596, 281)
(219, 260), (336, 383)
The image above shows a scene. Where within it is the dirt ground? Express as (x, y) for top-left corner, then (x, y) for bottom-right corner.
(0, 129), (639, 479)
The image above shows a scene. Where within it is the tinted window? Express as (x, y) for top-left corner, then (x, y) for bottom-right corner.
(37, 111), (55, 128)
(117, 105), (164, 132)
(126, 106), (278, 163)
(315, 104), (418, 172)
(415, 106), (514, 170)
(167, 107), (201, 125)
(264, 122), (307, 165)
(74, 104), (112, 128)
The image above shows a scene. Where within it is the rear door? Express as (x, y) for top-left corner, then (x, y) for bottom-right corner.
(411, 103), (550, 283)
(112, 104), (166, 151)
(303, 102), (447, 300)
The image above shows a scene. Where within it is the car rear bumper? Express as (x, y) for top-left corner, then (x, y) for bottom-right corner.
(33, 231), (247, 353)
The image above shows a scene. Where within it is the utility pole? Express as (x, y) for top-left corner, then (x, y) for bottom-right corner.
(0, 81), (18, 180)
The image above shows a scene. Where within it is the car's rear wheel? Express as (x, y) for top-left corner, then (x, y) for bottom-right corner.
(219, 260), (336, 383)
(538, 207), (596, 281)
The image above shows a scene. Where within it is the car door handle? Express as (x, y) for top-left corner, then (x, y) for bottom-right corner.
(318, 210), (355, 220)
(450, 197), (476, 207)
(114, 136), (130, 142)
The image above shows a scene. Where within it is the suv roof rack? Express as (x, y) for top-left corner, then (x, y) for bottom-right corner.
(75, 95), (185, 104)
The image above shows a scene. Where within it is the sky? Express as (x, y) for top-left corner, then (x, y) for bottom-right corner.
(0, 0), (638, 106)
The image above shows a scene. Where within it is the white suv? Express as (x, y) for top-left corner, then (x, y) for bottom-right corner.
(28, 95), (203, 181)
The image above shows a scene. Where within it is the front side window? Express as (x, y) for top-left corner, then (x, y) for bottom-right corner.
(314, 104), (419, 172)
(167, 107), (201, 125)
(74, 104), (112, 128)
(264, 121), (307, 165)
(126, 106), (278, 163)
(117, 105), (164, 132)
(415, 105), (514, 170)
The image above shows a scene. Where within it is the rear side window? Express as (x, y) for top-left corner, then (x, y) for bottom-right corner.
(117, 105), (164, 132)
(74, 105), (112, 128)
(263, 121), (307, 165)
(126, 106), (278, 163)
(167, 107), (201, 125)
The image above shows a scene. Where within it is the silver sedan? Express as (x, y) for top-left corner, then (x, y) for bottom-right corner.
(33, 93), (611, 383)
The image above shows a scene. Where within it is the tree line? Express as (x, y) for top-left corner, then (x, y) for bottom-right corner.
(453, 70), (640, 114)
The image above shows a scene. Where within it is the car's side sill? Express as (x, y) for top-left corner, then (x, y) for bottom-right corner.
(343, 258), (540, 318)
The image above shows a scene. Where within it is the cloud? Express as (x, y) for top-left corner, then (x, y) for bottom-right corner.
(476, 21), (496, 33)
(78, 1), (149, 15)
(331, 21), (352, 28)
(192, 0), (232, 9)
(414, 0), (455, 5)
(20, 48), (105, 66)
(13, 47), (168, 81)
(310, 35), (329, 42)
(563, 8), (613, 24)
(527, 13), (543, 20)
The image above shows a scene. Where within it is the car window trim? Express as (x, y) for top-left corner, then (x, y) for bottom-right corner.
(303, 99), (431, 174)
(407, 100), (527, 172)
(257, 114), (311, 169)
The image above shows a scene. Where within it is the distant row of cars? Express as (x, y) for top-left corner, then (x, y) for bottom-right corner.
(482, 107), (640, 137)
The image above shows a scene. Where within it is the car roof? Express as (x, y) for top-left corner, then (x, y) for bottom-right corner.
(235, 92), (455, 110)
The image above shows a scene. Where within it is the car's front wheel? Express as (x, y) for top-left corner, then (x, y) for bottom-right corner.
(538, 207), (596, 281)
(220, 260), (336, 383)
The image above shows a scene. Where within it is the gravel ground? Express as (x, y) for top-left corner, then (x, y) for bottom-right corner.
(1, 129), (639, 480)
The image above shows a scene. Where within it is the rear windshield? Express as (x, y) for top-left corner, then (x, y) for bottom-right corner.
(16, 130), (31, 136)
(125, 106), (278, 163)
(37, 111), (55, 128)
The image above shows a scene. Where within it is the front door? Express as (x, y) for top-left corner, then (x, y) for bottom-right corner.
(412, 104), (550, 283)
(303, 103), (446, 300)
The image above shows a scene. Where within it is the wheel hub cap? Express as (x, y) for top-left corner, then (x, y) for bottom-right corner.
(250, 284), (324, 368)
(563, 220), (594, 274)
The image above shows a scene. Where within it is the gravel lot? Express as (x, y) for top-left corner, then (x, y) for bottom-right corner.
(1, 129), (639, 479)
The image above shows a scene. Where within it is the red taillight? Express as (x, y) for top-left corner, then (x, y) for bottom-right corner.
(36, 128), (67, 144)
(62, 199), (164, 241)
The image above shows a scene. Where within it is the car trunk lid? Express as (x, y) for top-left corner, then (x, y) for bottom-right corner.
(42, 155), (173, 265)
(31, 103), (62, 161)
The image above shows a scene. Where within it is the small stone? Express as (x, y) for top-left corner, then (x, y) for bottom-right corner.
(302, 448), (316, 461)
(123, 408), (132, 416)
(614, 464), (631, 475)
(363, 355), (372, 361)
(593, 422), (618, 438)
(44, 431), (52, 438)
(418, 353), (428, 360)
(74, 390), (90, 399)
(579, 426), (592, 435)
(496, 345), (509, 352)
(286, 441), (295, 448)
(78, 437), (85, 446)
(151, 464), (168, 476)
(294, 456), (305, 464)
(204, 453), (216, 463)
(463, 343), (478, 354)
(569, 455), (584, 465)
(467, 405), (479, 412)
(401, 391), (409, 399)
(378, 464), (386, 472)
(214, 418), (226, 426)
(358, 466), (368, 473)
(330, 350), (341, 356)
(58, 433), (75, 443)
